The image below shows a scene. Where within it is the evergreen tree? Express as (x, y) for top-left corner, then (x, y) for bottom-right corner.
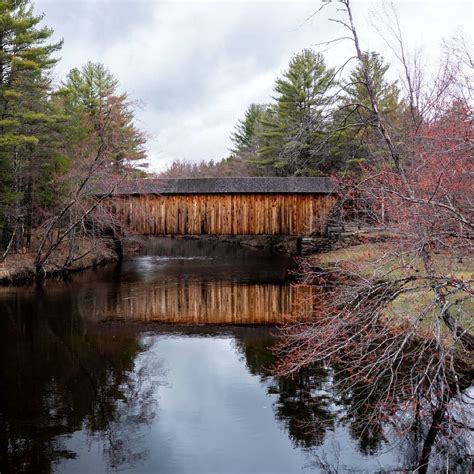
(61, 62), (118, 115)
(0, 0), (63, 249)
(230, 103), (267, 154)
(341, 51), (400, 126)
(256, 50), (335, 175)
(329, 51), (401, 171)
(60, 62), (146, 170)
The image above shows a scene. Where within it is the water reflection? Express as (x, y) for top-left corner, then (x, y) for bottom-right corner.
(0, 313), (402, 472)
(15, 237), (313, 325)
(0, 291), (160, 473)
(94, 278), (314, 324)
(0, 238), (406, 472)
(110, 238), (311, 325)
(234, 333), (336, 448)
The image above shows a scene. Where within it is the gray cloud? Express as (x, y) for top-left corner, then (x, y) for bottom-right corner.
(35, 0), (472, 171)
(37, 1), (153, 47)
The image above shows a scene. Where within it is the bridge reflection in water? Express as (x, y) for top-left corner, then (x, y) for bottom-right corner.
(96, 279), (314, 324)
(77, 236), (315, 325)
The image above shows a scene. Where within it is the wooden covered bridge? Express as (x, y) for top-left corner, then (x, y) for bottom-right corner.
(106, 177), (337, 237)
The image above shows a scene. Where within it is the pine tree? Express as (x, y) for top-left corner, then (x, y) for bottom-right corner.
(341, 51), (400, 129)
(257, 50), (335, 175)
(61, 62), (118, 115)
(330, 51), (401, 171)
(0, 0), (63, 250)
(60, 62), (146, 170)
(230, 103), (267, 154)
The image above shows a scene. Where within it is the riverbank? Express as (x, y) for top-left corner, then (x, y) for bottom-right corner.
(0, 234), (298, 285)
(309, 241), (473, 278)
(0, 239), (118, 284)
(307, 242), (474, 324)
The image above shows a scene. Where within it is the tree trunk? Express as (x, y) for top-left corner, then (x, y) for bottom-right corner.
(417, 401), (446, 474)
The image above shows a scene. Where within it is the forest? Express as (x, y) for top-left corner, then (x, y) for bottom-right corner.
(0, 0), (147, 274)
(0, 1), (472, 471)
(0, 0), (471, 271)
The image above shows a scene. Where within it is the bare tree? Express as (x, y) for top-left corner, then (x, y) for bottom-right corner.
(275, 2), (473, 471)
(34, 95), (132, 276)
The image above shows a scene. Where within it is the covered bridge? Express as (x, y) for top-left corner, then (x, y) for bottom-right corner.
(107, 177), (337, 236)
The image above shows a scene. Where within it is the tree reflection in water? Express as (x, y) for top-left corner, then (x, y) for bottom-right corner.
(233, 331), (351, 449)
(232, 328), (472, 472)
(0, 288), (160, 473)
(0, 288), (469, 472)
(234, 330), (359, 449)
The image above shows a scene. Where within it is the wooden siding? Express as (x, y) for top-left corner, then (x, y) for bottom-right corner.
(91, 280), (315, 325)
(111, 193), (336, 236)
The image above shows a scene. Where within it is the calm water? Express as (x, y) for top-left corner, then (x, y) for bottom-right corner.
(0, 238), (406, 473)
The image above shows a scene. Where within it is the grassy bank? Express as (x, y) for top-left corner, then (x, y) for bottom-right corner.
(310, 242), (473, 277)
(308, 243), (473, 327)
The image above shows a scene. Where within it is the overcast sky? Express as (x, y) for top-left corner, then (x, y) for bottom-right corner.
(35, 0), (473, 172)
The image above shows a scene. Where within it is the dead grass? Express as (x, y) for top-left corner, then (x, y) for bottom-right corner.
(308, 243), (473, 330)
(310, 243), (473, 279)
(311, 242), (392, 265)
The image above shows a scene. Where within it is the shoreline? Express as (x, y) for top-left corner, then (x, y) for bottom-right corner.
(1, 231), (395, 286)
(0, 234), (300, 285)
(0, 240), (119, 285)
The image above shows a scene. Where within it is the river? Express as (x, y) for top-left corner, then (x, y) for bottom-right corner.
(0, 237), (408, 473)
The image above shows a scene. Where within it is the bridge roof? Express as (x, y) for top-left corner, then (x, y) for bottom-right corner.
(107, 177), (336, 195)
